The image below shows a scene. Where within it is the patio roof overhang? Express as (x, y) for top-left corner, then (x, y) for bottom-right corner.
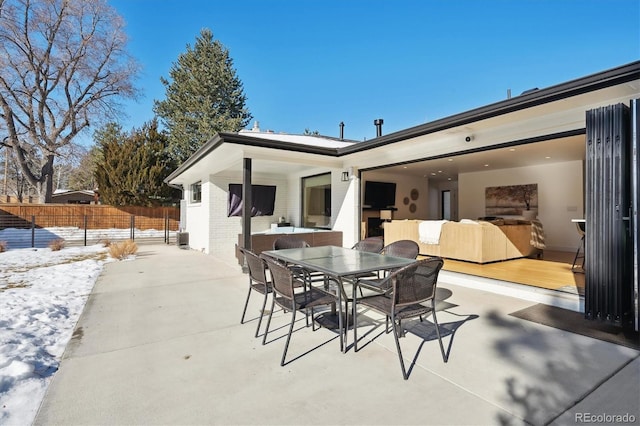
(165, 60), (640, 186)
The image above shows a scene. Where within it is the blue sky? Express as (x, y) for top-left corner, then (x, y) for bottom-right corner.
(107, 0), (639, 143)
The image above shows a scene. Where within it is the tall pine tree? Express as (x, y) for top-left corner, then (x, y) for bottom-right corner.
(94, 120), (179, 206)
(154, 28), (252, 164)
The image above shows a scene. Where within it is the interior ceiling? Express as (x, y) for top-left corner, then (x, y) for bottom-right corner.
(373, 135), (586, 183)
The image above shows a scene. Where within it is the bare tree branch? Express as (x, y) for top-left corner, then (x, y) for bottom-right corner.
(0, 0), (139, 202)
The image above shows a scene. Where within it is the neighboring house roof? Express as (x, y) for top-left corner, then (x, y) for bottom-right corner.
(166, 60), (640, 185)
(52, 190), (95, 196)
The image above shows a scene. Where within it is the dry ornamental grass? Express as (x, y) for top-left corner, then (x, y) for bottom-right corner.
(108, 239), (138, 260)
(48, 239), (65, 251)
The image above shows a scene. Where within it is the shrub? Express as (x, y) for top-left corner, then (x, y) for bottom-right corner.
(48, 239), (65, 251)
(109, 239), (138, 260)
(0, 241), (7, 253)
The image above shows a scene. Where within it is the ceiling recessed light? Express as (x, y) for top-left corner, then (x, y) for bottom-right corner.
(545, 156), (551, 159)
(431, 172), (437, 176)
(484, 164), (489, 167)
(403, 166), (408, 169)
(447, 177), (452, 181)
(438, 170), (443, 173)
(509, 148), (516, 152)
(447, 159), (454, 162)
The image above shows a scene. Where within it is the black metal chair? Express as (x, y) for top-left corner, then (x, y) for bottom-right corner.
(354, 257), (448, 379)
(238, 247), (272, 340)
(262, 255), (337, 366)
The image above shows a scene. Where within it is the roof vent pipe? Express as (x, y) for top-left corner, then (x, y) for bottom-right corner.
(374, 118), (384, 137)
(339, 121), (344, 140)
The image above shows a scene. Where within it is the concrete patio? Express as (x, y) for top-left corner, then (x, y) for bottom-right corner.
(34, 244), (639, 425)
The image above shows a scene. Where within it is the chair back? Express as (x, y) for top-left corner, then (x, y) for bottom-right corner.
(352, 237), (384, 253)
(391, 257), (444, 307)
(262, 256), (295, 300)
(273, 236), (310, 250)
(239, 247), (268, 285)
(381, 239), (420, 259)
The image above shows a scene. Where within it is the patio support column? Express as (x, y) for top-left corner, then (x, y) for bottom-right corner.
(242, 158), (252, 251)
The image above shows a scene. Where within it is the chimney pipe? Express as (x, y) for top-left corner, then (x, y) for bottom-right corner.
(339, 121), (344, 140)
(374, 118), (384, 137)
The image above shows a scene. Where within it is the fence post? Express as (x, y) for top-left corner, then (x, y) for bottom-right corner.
(164, 212), (169, 244)
(84, 215), (88, 246)
(130, 215), (135, 240)
(31, 215), (35, 248)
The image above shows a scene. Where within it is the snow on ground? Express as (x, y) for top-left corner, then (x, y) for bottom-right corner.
(0, 244), (117, 425)
(0, 226), (172, 249)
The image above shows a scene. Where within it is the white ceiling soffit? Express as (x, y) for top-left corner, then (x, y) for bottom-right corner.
(238, 144), (343, 176)
(380, 134), (585, 182)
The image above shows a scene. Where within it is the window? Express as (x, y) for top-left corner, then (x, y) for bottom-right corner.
(190, 181), (202, 203)
(302, 173), (331, 228)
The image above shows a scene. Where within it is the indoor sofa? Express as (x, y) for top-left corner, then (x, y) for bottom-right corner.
(383, 219), (540, 264)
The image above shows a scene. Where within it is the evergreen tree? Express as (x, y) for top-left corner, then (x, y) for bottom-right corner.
(154, 28), (252, 164)
(94, 120), (179, 206)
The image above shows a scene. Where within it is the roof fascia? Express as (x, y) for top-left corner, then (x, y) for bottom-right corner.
(217, 132), (342, 156)
(165, 61), (639, 184)
(164, 132), (342, 184)
(338, 61), (640, 155)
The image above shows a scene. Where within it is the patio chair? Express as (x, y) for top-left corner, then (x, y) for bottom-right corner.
(350, 237), (385, 294)
(354, 256), (447, 379)
(351, 237), (384, 253)
(272, 236), (325, 286)
(357, 239), (420, 294)
(238, 247), (272, 340)
(261, 255), (337, 366)
(381, 239), (420, 259)
(272, 236), (310, 250)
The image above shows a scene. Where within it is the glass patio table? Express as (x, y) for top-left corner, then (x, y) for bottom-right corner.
(262, 245), (415, 352)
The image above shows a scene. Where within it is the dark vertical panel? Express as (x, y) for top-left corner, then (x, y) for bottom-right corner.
(585, 103), (632, 326)
(631, 99), (640, 332)
(242, 158), (252, 250)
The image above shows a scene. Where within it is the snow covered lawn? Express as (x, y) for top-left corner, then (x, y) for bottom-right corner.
(0, 244), (115, 425)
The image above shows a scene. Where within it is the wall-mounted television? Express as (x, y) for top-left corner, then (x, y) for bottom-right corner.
(364, 181), (396, 209)
(227, 184), (276, 217)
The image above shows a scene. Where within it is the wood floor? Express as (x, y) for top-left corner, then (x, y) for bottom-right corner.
(437, 250), (585, 296)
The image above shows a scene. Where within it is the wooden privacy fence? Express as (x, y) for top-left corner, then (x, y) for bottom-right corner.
(0, 204), (181, 248)
(0, 204), (179, 229)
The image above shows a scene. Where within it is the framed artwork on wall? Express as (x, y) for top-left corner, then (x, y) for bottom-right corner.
(485, 183), (538, 216)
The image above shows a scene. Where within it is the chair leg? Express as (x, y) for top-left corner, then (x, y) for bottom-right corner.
(390, 317), (409, 380)
(571, 236), (585, 272)
(281, 309), (297, 366)
(353, 302), (359, 352)
(255, 292), (269, 338)
(262, 297), (276, 345)
(240, 287), (252, 324)
(431, 300), (448, 363)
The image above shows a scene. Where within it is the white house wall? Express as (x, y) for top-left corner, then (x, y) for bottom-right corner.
(183, 179), (210, 254)
(458, 160), (584, 251)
